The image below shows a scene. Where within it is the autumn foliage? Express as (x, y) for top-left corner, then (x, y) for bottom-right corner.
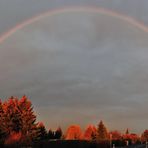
(0, 96), (147, 147)
(109, 130), (122, 141)
(0, 96), (38, 145)
(84, 125), (96, 140)
(4, 131), (22, 145)
(65, 125), (83, 140)
(141, 130), (148, 142)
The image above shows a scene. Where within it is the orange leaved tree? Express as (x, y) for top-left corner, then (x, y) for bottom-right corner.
(0, 96), (38, 145)
(84, 125), (97, 140)
(65, 125), (83, 140)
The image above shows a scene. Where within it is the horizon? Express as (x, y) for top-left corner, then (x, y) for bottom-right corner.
(0, 0), (148, 134)
(0, 95), (145, 136)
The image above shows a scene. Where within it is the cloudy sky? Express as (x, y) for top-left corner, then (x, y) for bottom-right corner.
(0, 0), (148, 133)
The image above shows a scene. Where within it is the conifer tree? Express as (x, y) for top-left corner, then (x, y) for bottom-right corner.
(18, 95), (38, 143)
(48, 129), (55, 139)
(36, 122), (48, 141)
(54, 127), (62, 139)
(2, 97), (22, 135)
(97, 120), (108, 141)
(0, 96), (38, 144)
(126, 128), (129, 135)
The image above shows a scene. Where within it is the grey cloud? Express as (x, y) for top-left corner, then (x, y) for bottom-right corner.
(0, 2), (148, 132)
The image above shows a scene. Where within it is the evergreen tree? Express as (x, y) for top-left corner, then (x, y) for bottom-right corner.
(97, 120), (108, 141)
(0, 96), (38, 144)
(2, 97), (22, 135)
(4, 131), (22, 145)
(18, 95), (38, 143)
(36, 122), (48, 141)
(125, 128), (129, 135)
(54, 127), (62, 139)
(48, 129), (55, 140)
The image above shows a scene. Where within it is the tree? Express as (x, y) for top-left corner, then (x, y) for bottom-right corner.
(48, 129), (55, 140)
(123, 128), (131, 141)
(141, 130), (148, 142)
(4, 131), (22, 145)
(1, 96), (38, 144)
(84, 125), (97, 140)
(97, 120), (108, 141)
(0, 99), (3, 128)
(125, 128), (129, 135)
(129, 133), (139, 144)
(2, 97), (22, 135)
(0, 100), (5, 144)
(18, 95), (38, 143)
(65, 125), (83, 140)
(109, 131), (122, 141)
(36, 122), (48, 141)
(54, 127), (62, 139)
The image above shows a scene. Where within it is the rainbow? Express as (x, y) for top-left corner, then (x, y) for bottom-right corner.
(0, 6), (148, 44)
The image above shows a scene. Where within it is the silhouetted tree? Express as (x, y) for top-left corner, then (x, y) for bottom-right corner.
(48, 129), (55, 140)
(36, 122), (48, 141)
(97, 120), (108, 141)
(54, 127), (62, 139)
(126, 128), (129, 135)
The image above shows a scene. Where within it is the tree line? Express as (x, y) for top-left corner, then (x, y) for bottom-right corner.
(0, 96), (148, 147)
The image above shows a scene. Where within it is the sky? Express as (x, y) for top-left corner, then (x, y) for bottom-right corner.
(0, 0), (148, 133)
